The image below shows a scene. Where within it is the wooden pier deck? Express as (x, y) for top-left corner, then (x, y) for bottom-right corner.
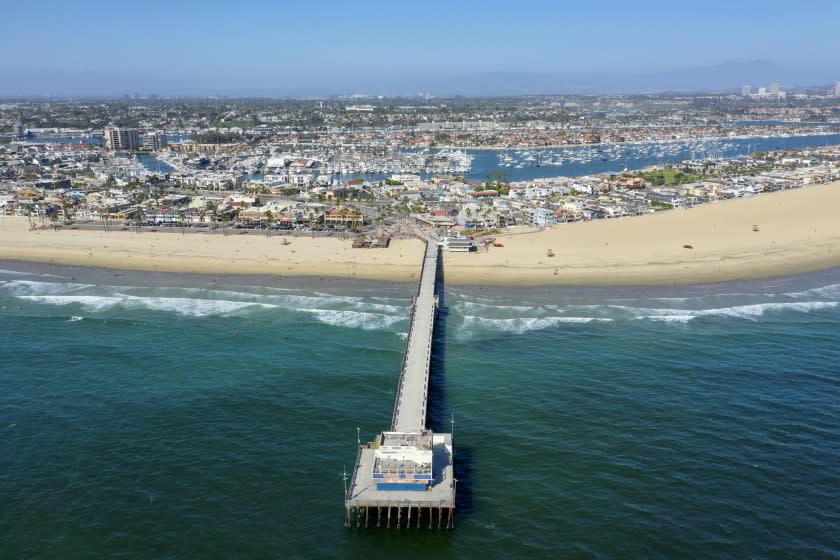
(391, 240), (439, 433)
(345, 241), (456, 529)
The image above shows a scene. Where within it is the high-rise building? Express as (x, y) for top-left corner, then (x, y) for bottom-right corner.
(835, 81), (840, 97)
(105, 127), (141, 150)
(12, 122), (25, 140)
(143, 130), (168, 151)
(769, 82), (781, 95)
(741, 85), (752, 96)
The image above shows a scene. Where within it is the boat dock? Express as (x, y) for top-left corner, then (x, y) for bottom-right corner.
(345, 241), (456, 529)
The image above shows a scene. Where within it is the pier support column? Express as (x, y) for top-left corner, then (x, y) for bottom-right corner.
(407, 506), (412, 529)
(365, 506), (370, 528)
(429, 507), (433, 529)
(387, 506), (391, 528)
(344, 507), (351, 528)
(377, 507), (381, 528)
(397, 506), (402, 529)
(437, 507), (442, 529)
(451, 508), (455, 530)
(356, 507), (361, 528)
(446, 508), (451, 530)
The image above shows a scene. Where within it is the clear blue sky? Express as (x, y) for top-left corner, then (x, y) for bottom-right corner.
(2, 0), (839, 96)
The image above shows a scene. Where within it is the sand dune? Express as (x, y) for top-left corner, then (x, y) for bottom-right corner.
(2, 181), (839, 286)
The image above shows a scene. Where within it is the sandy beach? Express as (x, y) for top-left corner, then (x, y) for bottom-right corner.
(2, 181), (839, 286)
(446, 181), (840, 285)
(0, 220), (426, 282)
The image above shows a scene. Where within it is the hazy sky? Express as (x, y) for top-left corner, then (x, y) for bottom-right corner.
(2, 0), (839, 96)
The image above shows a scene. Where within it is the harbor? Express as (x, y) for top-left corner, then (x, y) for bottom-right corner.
(344, 241), (456, 529)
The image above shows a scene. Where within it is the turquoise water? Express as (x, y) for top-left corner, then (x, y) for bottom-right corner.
(2, 268), (840, 558)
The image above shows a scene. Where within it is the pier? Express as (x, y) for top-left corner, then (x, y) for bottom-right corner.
(345, 241), (455, 529)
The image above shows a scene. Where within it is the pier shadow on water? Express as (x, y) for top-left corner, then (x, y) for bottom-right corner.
(426, 247), (474, 518)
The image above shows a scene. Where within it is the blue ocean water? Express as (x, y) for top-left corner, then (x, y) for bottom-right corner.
(2, 267), (840, 558)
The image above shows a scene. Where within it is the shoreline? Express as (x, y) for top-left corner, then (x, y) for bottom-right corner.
(0, 258), (419, 297)
(3, 257), (840, 305)
(3, 180), (840, 287)
(434, 129), (840, 152)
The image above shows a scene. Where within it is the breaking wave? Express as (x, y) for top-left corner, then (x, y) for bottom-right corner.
(2, 278), (409, 330)
(298, 308), (406, 330)
(460, 314), (612, 335)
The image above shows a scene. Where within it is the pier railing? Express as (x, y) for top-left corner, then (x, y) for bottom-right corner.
(347, 445), (364, 502)
(345, 499), (454, 509)
(390, 242), (436, 431)
(391, 295), (418, 430)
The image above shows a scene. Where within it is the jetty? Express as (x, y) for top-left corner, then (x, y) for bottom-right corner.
(345, 241), (456, 529)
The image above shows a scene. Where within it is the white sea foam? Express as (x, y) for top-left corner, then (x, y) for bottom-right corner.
(67, 316), (84, 322)
(18, 294), (125, 311)
(18, 293), (275, 317)
(6, 280), (409, 322)
(641, 315), (696, 323)
(0, 269), (61, 278)
(2, 279), (95, 296)
(460, 314), (612, 335)
(787, 283), (840, 300)
(609, 300), (839, 321)
(456, 300), (537, 313)
(299, 308), (405, 330)
(118, 295), (276, 316)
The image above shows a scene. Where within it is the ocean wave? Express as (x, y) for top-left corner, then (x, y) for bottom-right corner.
(122, 295), (276, 316)
(18, 293), (276, 317)
(4, 280), (409, 325)
(448, 299), (839, 335)
(608, 301), (839, 321)
(18, 294), (125, 311)
(298, 308), (405, 330)
(787, 284), (840, 300)
(214, 289), (405, 315)
(640, 315), (696, 323)
(2, 279), (95, 296)
(460, 314), (612, 335)
(455, 300), (538, 313)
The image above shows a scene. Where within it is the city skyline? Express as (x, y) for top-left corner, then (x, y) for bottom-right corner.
(2, 0), (840, 97)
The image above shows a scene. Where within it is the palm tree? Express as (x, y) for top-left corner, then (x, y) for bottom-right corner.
(264, 210), (274, 237)
(49, 208), (59, 231)
(351, 208), (363, 230)
(205, 200), (218, 233)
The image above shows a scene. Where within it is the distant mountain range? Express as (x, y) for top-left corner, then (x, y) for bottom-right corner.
(0, 60), (837, 98)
